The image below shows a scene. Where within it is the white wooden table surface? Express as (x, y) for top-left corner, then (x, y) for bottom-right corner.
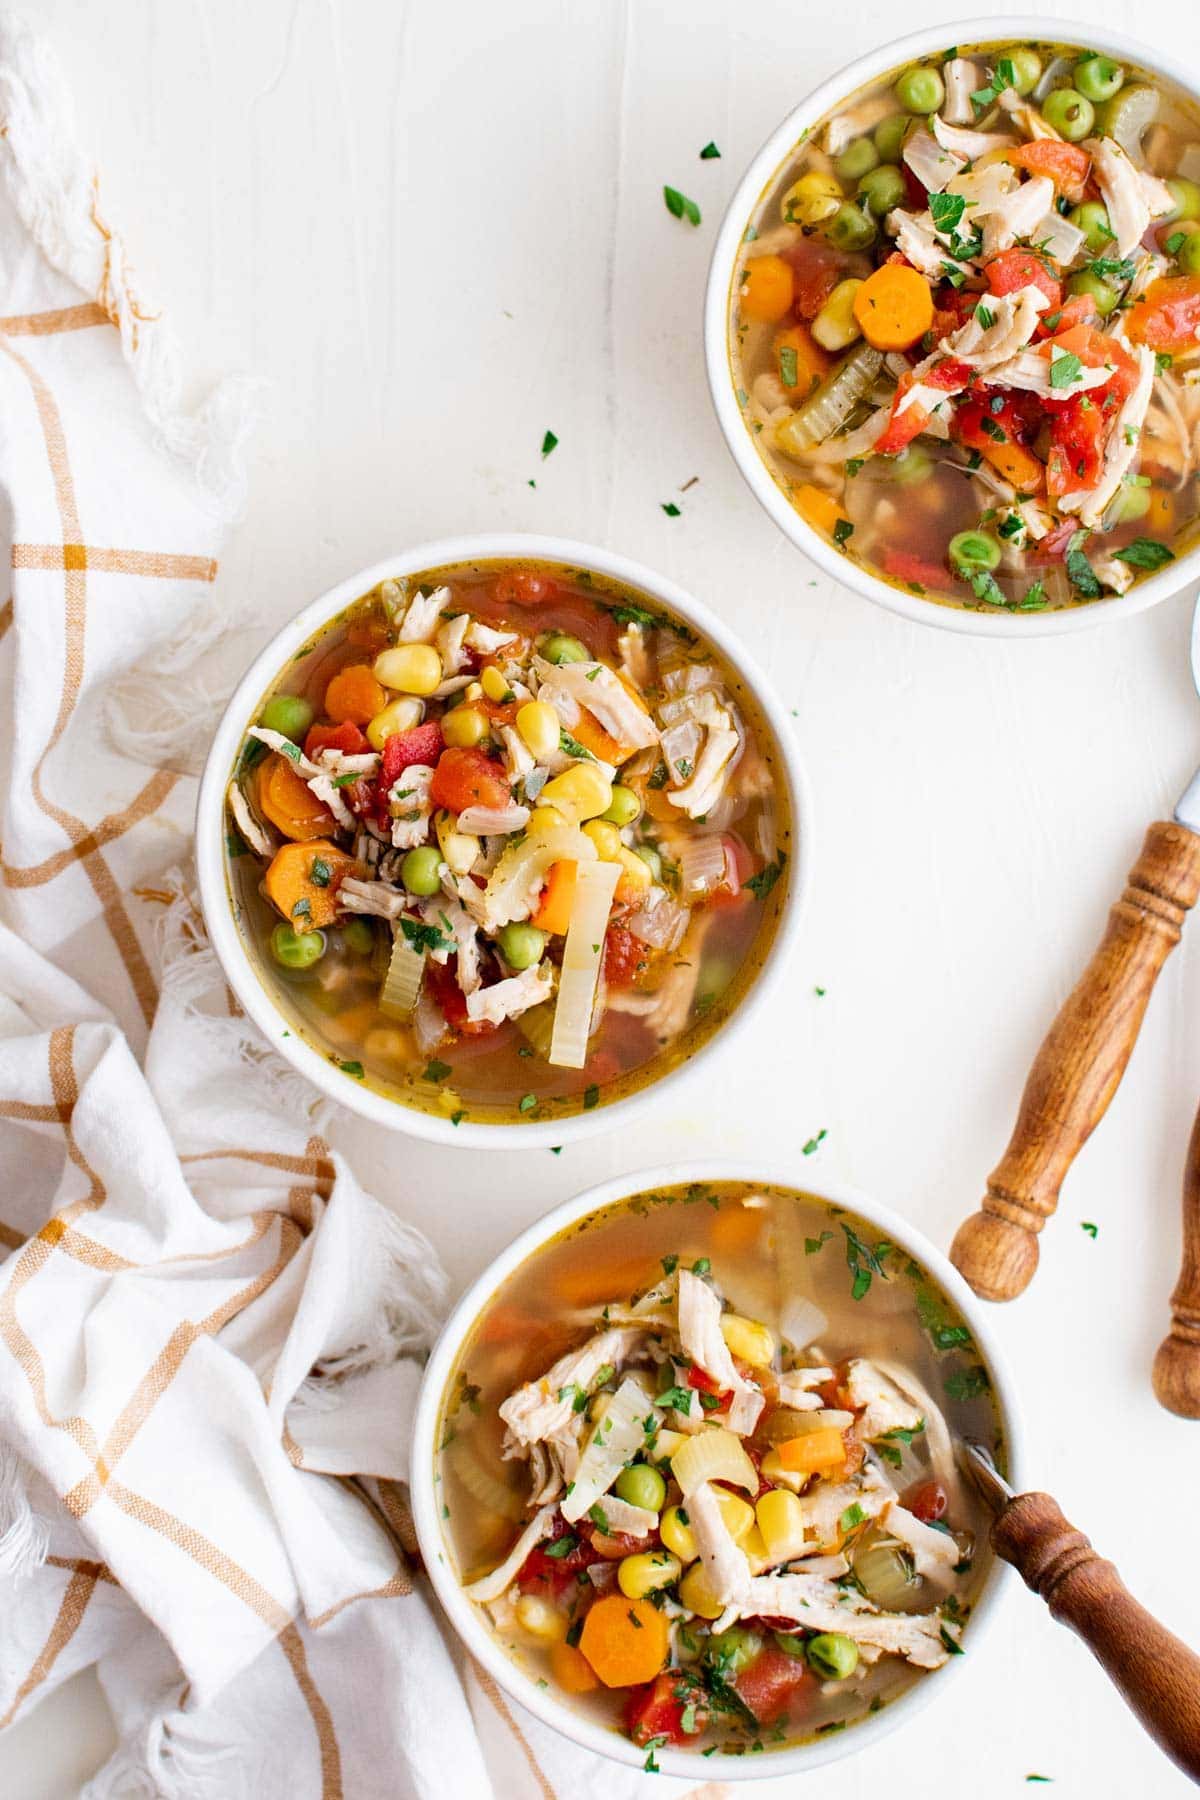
(6, 0), (1200, 1794)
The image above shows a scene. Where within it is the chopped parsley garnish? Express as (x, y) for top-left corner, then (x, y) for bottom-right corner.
(583, 1084), (600, 1110)
(277, 739), (302, 762)
(1065, 529), (1102, 599)
(833, 517), (854, 548)
(692, 1256), (711, 1275)
(1048, 349), (1084, 390)
(661, 1253), (679, 1276)
(400, 916), (453, 954)
(945, 1364), (991, 1401)
(543, 1533), (579, 1558)
(929, 191), (967, 236)
(518, 1093), (538, 1114)
(663, 185), (702, 226)
(422, 1059), (452, 1083)
(778, 344), (799, 388)
(743, 849), (786, 900)
(1115, 537), (1174, 571)
(559, 728), (596, 762)
(939, 1622), (965, 1655)
(971, 56), (1016, 110)
(541, 429), (558, 458)
(1165, 232), (1188, 256)
(647, 760), (670, 789)
(661, 501), (682, 517)
(449, 1109), (467, 1126)
(802, 1128), (827, 1156)
(979, 414), (1007, 441)
(642, 1735), (666, 1772)
(805, 1229), (834, 1254)
(699, 141), (721, 160)
(338, 1059), (365, 1079)
(974, 302), (995, 330)
(839, 1502), (865, 1533)
(841, 1221), (891, 1302)
(658, 1385), (692, 1412)
(308, 856), (332, 887)
(1081, 1220), (1099, 1238)
(969, 568), (1008, 608)
(845, 457), (864, 477)
(1156, 351), (1174, 375)
(1018, 579), (1047, 611)
(966, 449), (982, 470)
(997, 512), (1023, 540)
(291, 897), (311, 919)
(675, 756), (694, 779)
(1088, 255), (1136, 282)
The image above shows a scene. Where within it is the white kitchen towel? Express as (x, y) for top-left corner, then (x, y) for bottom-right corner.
(0, 15), (733, 1800)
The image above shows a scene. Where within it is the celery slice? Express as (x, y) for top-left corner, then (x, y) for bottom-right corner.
(379, 930), (424, 1017)
(548, 859), (620, 1069)
(774, 342), (883, 455)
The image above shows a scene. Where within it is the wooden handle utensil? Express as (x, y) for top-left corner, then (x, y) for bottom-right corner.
(961, 1447), (1200, 1781)
(951, 821), (1200, 1302)
(1154, 1096), (1200, 1418)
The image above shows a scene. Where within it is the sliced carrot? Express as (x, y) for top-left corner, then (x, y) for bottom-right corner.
(531, 860), (578, 935)
(852, 264), (934, 351)
(257, 753), (334, 842)
(1006, 139), (1091, 204)
(795, 484), (852, 539)
(773, 322), (831, 397)
(567, 710), (625, 764)
(1146, 488), (1176, 535)
(263, 839), (357, 930)
(979, 440), (1045, 494)
(550, 1640), (600, 1695)
(324, 664), (387, 725)
(578, 1595), (669, 1688)
(776, 1426), (847, 1474)
(740, 253), (795, 322)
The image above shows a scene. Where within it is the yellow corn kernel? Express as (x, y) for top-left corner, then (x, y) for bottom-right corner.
(614, 846), (654, 905)
(365, 695), (424, 751)
(715, 1490), (756, 1544)
(659, 1504), (697, 1562)
(515, 1593), (568, 1641)
(373, 643), (443, 696)
(540, 763), (613, 823)
(617, 1550), (681, 1600)
(435, 809), (478, 876)
(527, 804), (567, 835)
(755, 1487), (808, 1560)
(678, 1561), (724, 1620)
(781, 170), (843, 227)
(480, 664), (512, 703)
(516, 700), (560, 760)
(465, 680), (484, 702)
(583, 820), (623, 860)
(719, 1313), (776, 1368)
(589, 1392), (613, 1423)
(442, 705), (488, 749)
(740, 1523), (771, 1571)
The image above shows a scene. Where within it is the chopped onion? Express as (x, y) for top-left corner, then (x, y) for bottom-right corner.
(781, 1295), (827, 1352)
(379, 929), (424, 1018)
(670, 1427), (758, 1498)
(677, 834), (726, 900)
(627, 895), (689, 951)
(548, 859), (620, 1069)
(456, 803), (530, 836)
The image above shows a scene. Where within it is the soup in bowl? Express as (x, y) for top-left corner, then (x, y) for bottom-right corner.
(413, 1164), (1021, 1777)
(706, 21), (1200, 632)
(197, 539), (805, 1143)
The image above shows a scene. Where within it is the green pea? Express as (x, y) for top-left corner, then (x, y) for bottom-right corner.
(614, 1463), (667, 1513)
(260, 693), (315, 743)
(1041, 87), (1095, 142)
(894, 65), (944, 115)
(1178, 232), (1200, 276)
(806, 1632), (859, 1680)
(1108, 479), (1152, 525)
(1068, 201), (1114, 254)
(1068, 269), (1119, 317)
(705, 1627), (763, 1678)
(889, 444), (934, 485)
(773, 1632), (809, 1659)
(826, 201), (877, 252)
(834, 137), (879, 183)
(401, 845), (443, 895)
(633, 843), (663, 882)
(948, 530), (1001, 575)
(1008, 48), (1043, 97)
(496, 921), (546, 971)
(1165, 178), (1200, 223)
(872, 113), (910, 164)
(342, 917), (376, 955)
(602, 784), (641, 827)
(857, 163), (908, 217)
(1073, 54), (1124, 105)
(540, 632), (589, 665)
(270, 922), (326, 970)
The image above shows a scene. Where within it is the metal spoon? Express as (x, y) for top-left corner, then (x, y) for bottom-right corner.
(960, 1441), (1200, 1780)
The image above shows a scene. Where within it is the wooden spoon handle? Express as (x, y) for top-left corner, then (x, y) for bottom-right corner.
(950, 821), (1200, 1302)
(993, 1492), (1200, 1781)
(1153, 1096), (1200, 1418)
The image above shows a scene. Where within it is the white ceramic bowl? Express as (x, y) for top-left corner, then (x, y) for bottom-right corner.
(411, 1159), (1025, 1780)
(196, 535), (810, 1148)
(704, 17), (1199, 637)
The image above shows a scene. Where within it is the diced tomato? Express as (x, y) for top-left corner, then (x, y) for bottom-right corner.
(707, 833), (755, 910)
(492, 568), (560, 608)
(984, 249), (1061, 309)
(875, 357), (971, 455)
(625, 1674), (709, 1748)
(429, 746), (511, 814)
(931, 284), (978, 340)
(304, 719), (369, 759)
(901, 160), (928, 211)
(883, 548), (953, 591)
(1045, 393), (1106, 497)
(425, 956), (497, 1038)
(603, 922), (650, 989)
(686, 1364), (734, 1410)
(380, 720), (444, 785)
(781, 236), (854, 320)
(1006, 140), (1091, 204)
(733, 1644), (816, 1727)
(1044, 322), (1139, 393)
(1126, 275), (1200, 353)
(954, 388), (1038, 455)
(1034, 293), (1095, 340)
(517, 1515), (604, 1596)
(902, 1478), (949, 1523)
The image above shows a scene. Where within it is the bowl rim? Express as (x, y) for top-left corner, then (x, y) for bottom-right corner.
(703, 14), (1200, 638)
(195, 534), (812, 1147)
(410, 1158), (1027, 1779)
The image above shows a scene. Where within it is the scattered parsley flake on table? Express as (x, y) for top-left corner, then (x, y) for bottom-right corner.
(541, 429), (558, 458)
(699, 140), (721, 159)
(661, 501), (681, 517)
(1081, 1221), (1098, 1239)
(802, 1128), (827, 1156)
(663, 185), (701, 226)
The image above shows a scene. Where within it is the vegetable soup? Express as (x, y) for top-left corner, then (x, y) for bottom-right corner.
(435, 1181), (1002, 1763)
(224, 562), (790, 1126)
(729, 38), (1200, 613)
